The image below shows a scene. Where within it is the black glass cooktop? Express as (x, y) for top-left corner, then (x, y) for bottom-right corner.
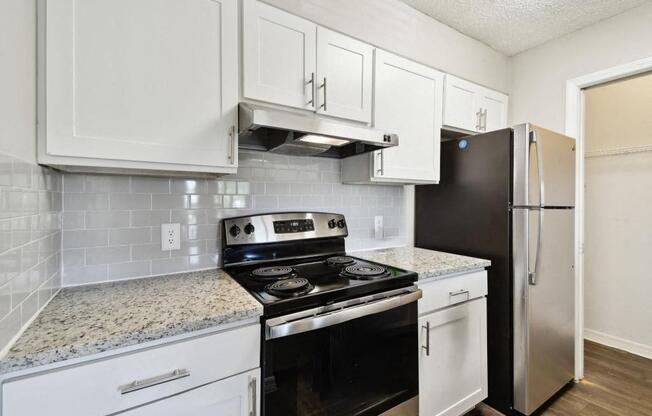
(224, 254), (417, 317)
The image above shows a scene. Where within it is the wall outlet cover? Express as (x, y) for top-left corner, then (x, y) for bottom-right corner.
(374, 216), (384, 240)
(161, 223), (181, 251)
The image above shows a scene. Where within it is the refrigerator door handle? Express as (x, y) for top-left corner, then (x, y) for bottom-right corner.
(529, 209), (542, 285)
(529, 130), (544, 206)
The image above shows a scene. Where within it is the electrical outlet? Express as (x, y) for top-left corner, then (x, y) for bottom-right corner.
(374, 216), (384, 240)
(161, 223), (181, 251)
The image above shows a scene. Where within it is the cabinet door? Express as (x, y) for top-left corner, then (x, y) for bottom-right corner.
(41, 0), (238, 171)
(443, 75), (482, 132)
(480, 91), (509, 133)
(419, 298), (488, 416)
(122, 369), (260, 416)
(316, 27), (373, 123)
(243, 0), (316, 111)
(373, 50), (443, 183)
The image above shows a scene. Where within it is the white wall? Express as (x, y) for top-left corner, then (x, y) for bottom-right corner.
(582, 74), (652, 358)
(263, 0), (510, 92)
(509, 2), (652, 132)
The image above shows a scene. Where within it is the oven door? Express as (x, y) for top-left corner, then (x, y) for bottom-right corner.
(263, 288), (421, 416)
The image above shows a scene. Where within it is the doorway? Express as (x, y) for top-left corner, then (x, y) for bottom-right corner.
(566, 56), (652, 380)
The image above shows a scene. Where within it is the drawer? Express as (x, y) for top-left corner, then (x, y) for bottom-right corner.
(3, 324), (260, 416)
(418, 270), (487, 315)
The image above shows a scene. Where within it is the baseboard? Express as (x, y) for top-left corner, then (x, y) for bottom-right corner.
(584, 328), (652, 359)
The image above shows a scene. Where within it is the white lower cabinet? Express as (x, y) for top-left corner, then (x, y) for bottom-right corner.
(2, 324), (260, 416)
(122, 369), (259, 416)
(418, 272), (488, 416)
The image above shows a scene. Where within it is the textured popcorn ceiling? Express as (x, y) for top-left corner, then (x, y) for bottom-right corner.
(398, 0), (649, 55)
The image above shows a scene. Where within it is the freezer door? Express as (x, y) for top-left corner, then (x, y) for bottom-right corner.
(513, 124), (576, 208)
(513, 208), (575, 415)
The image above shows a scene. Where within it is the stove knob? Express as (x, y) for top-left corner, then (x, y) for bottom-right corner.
(337, 219), (346, 229)
(328, 219), (336, 229)
(229, 225), (241, 237)
(244, 223), (255, 234)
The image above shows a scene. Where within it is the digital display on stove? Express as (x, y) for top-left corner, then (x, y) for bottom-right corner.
(273, 219), (315, 234)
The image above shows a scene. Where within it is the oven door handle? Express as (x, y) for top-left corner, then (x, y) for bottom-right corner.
(266, 289), (422, 340)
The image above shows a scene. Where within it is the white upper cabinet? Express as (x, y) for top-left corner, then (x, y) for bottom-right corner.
(242, 0), (316, 111)
(38, 0), (239, 175)
(443, 74), (509, 134)
(242, 0), (373, 123)
(481, 89), (509, 133)
(342, 50), (444, 184)
(316, 27), (374, 123)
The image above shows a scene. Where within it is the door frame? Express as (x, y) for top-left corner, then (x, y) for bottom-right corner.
(565, 55), (652, 381)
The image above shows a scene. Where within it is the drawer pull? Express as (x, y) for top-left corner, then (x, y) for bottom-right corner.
(449, 289), (470, 301)
(119, 368), (190, 395)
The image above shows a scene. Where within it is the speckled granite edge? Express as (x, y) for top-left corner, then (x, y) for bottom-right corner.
(352, 246), (490, 281)
(0, 270), (262, 376)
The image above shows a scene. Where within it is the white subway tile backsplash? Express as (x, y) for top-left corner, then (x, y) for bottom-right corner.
(108, 261), (151, 280)
(59, 151), (406, 286)
(63, 229), (108, 249)
(110, 193), (151, 210)
(0, 152), (63, 350)
(85, 246), (131, 265)
(108, 228), (151, 245)
(84, 175), (130, 193)
(64, 193), (109, 211)
(151, 194), (188, 209)
(131, 210), (170, 226)
(132, 177), (170, 194)
(85, 211), (130, 229)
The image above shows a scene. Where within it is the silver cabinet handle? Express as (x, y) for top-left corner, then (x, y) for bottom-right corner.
(475, 109), (482, 131)
(118, 368), (190, 395)
(249, 375), (257, 416)
(319, 77), (327, 111)
(376, 150), (384, 176)
(306, 72), (315, 107)
(228, 125), (236, 164)
(422, 321), (430, 356)
(481, 108), (488, 131)
(449, 289), (470, 302)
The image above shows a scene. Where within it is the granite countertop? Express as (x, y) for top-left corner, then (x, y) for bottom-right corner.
(0, 269), (262, 376)
(352, 246), (490, 280)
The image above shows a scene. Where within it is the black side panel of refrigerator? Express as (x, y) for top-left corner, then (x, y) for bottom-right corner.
(415, 129), (514, 414)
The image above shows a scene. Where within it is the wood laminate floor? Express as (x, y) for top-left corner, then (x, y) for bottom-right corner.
(466, 340), (652, 416)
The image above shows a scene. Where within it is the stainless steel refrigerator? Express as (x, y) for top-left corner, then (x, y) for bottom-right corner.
(415, 124), (575, 415)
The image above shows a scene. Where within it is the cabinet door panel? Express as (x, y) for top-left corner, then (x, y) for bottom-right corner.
(443, 75), (481, 132)
(316, 27), (373, 123)
(43, 0), (238, 169)
(419, 298), (488, 416)
(481, 92), (509, 133)
(373, 51), (443, 183)
(122, 369), (259, 416)
(243, 0), (316, 110)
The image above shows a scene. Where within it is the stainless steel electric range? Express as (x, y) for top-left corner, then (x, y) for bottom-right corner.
(221, 212), (421, 416)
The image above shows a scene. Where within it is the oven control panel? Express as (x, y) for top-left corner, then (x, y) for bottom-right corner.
(223, 212), (347, 246)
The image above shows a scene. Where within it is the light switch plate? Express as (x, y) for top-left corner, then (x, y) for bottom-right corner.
(374, 216), (384, 240)
(161, 223), (181, 251)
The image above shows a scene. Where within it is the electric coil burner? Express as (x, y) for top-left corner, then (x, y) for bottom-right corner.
(265, 278), (314, 298)
(251, 266), (296, 281)
(325, 256), (356, 266)
(221, 212), (420, 416)
(340, 264), (390, 280)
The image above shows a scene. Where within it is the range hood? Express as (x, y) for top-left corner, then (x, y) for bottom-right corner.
(238, 103), (398, 158)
